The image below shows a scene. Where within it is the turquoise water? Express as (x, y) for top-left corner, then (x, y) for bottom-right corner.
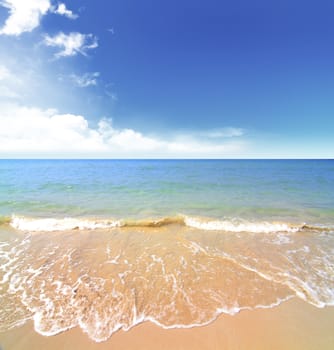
(0, 159), (333, 224)
(1, 159), (334, 341)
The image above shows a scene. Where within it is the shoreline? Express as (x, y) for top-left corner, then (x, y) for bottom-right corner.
(1, 299), (334, 350)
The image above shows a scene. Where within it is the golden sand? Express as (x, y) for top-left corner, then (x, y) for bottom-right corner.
(1, 299), (334, 350)
(1, 224), (334, 347)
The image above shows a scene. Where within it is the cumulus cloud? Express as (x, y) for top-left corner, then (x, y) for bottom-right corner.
(0, 104), (246, 158)
(69, 72), (100, 87)
(0, 105), (105, 153)
(0, 1), (79, 36)
(0, 0), (51, 35)
(43, 32), (98, 58)
(51, 2), (77, 19)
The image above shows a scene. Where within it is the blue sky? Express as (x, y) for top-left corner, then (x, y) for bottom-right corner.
(0, 0), (333, 158)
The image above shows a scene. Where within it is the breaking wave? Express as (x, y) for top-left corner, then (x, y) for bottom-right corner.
(2, 214), (321, 233)
(1, 214), (333, 342)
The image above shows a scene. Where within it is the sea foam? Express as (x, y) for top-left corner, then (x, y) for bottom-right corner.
(8, 214), (308, 233)
(183, 216), (302, 233)
(10, 216), (121, 232)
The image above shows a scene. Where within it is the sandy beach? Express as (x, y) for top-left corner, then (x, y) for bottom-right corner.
(1, 160), (333, 349)
(1, 299), (334, 350)
(1, 0), (333, 342)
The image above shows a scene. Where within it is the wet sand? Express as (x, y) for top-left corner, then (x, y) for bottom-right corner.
(1, 299), (334, 350)
(1, 225), (334, 345)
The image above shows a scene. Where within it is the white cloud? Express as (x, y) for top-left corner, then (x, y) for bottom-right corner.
(52, 3), (78, 19)
(0, 64), (22, 84)
(0, 64), (10, 80)
(0, 1), (80, 36)
(204, 127), (244, 138)
(104, 83), (118, 101)
(69, 72), (100, 87)
(0, 0), (51, 35)
(43, 32), (98, 58)
(0, 63), (22, 98)
(0, 85), (19, 98)
(0, 104), (246, 158)
(0, 105), (105, 153)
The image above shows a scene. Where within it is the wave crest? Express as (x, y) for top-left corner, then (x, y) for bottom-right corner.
(183, 216), (302, 233)
(10, 216), (122, 232)
(7, 215), (311, 233)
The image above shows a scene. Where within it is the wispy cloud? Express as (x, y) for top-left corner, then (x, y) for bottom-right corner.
(202, 127), (244, 138)
(0, 104), (246, 158)
(43, 32), (98, 58)
(51, 2), (78, 19)
(0, 85), (18, 99)
(0, 63), (22, 98)
(104, 83), (118, 101)
(0, 0), (51, 36)
(69, 72), (100, 87)
(0, 64), (10, 80)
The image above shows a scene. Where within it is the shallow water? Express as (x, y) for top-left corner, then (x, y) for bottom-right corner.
(0, 160), (333, 341)
(1, 159), (334, 222)
(1, 223), (333, 341)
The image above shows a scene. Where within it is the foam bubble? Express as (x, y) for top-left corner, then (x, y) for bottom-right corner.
(9, 214), (330, 234)
(184, 216), (302, 233)
(10, 215), (121, 232)
(2, 214), (334, 343)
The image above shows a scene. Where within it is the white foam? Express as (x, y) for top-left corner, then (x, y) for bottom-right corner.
(184, 216), (301, 233)
(8, 214), (318, 234)
(10, 216), (121, 232)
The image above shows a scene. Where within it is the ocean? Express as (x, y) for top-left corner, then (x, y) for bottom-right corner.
(0, 159), (333, 342)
